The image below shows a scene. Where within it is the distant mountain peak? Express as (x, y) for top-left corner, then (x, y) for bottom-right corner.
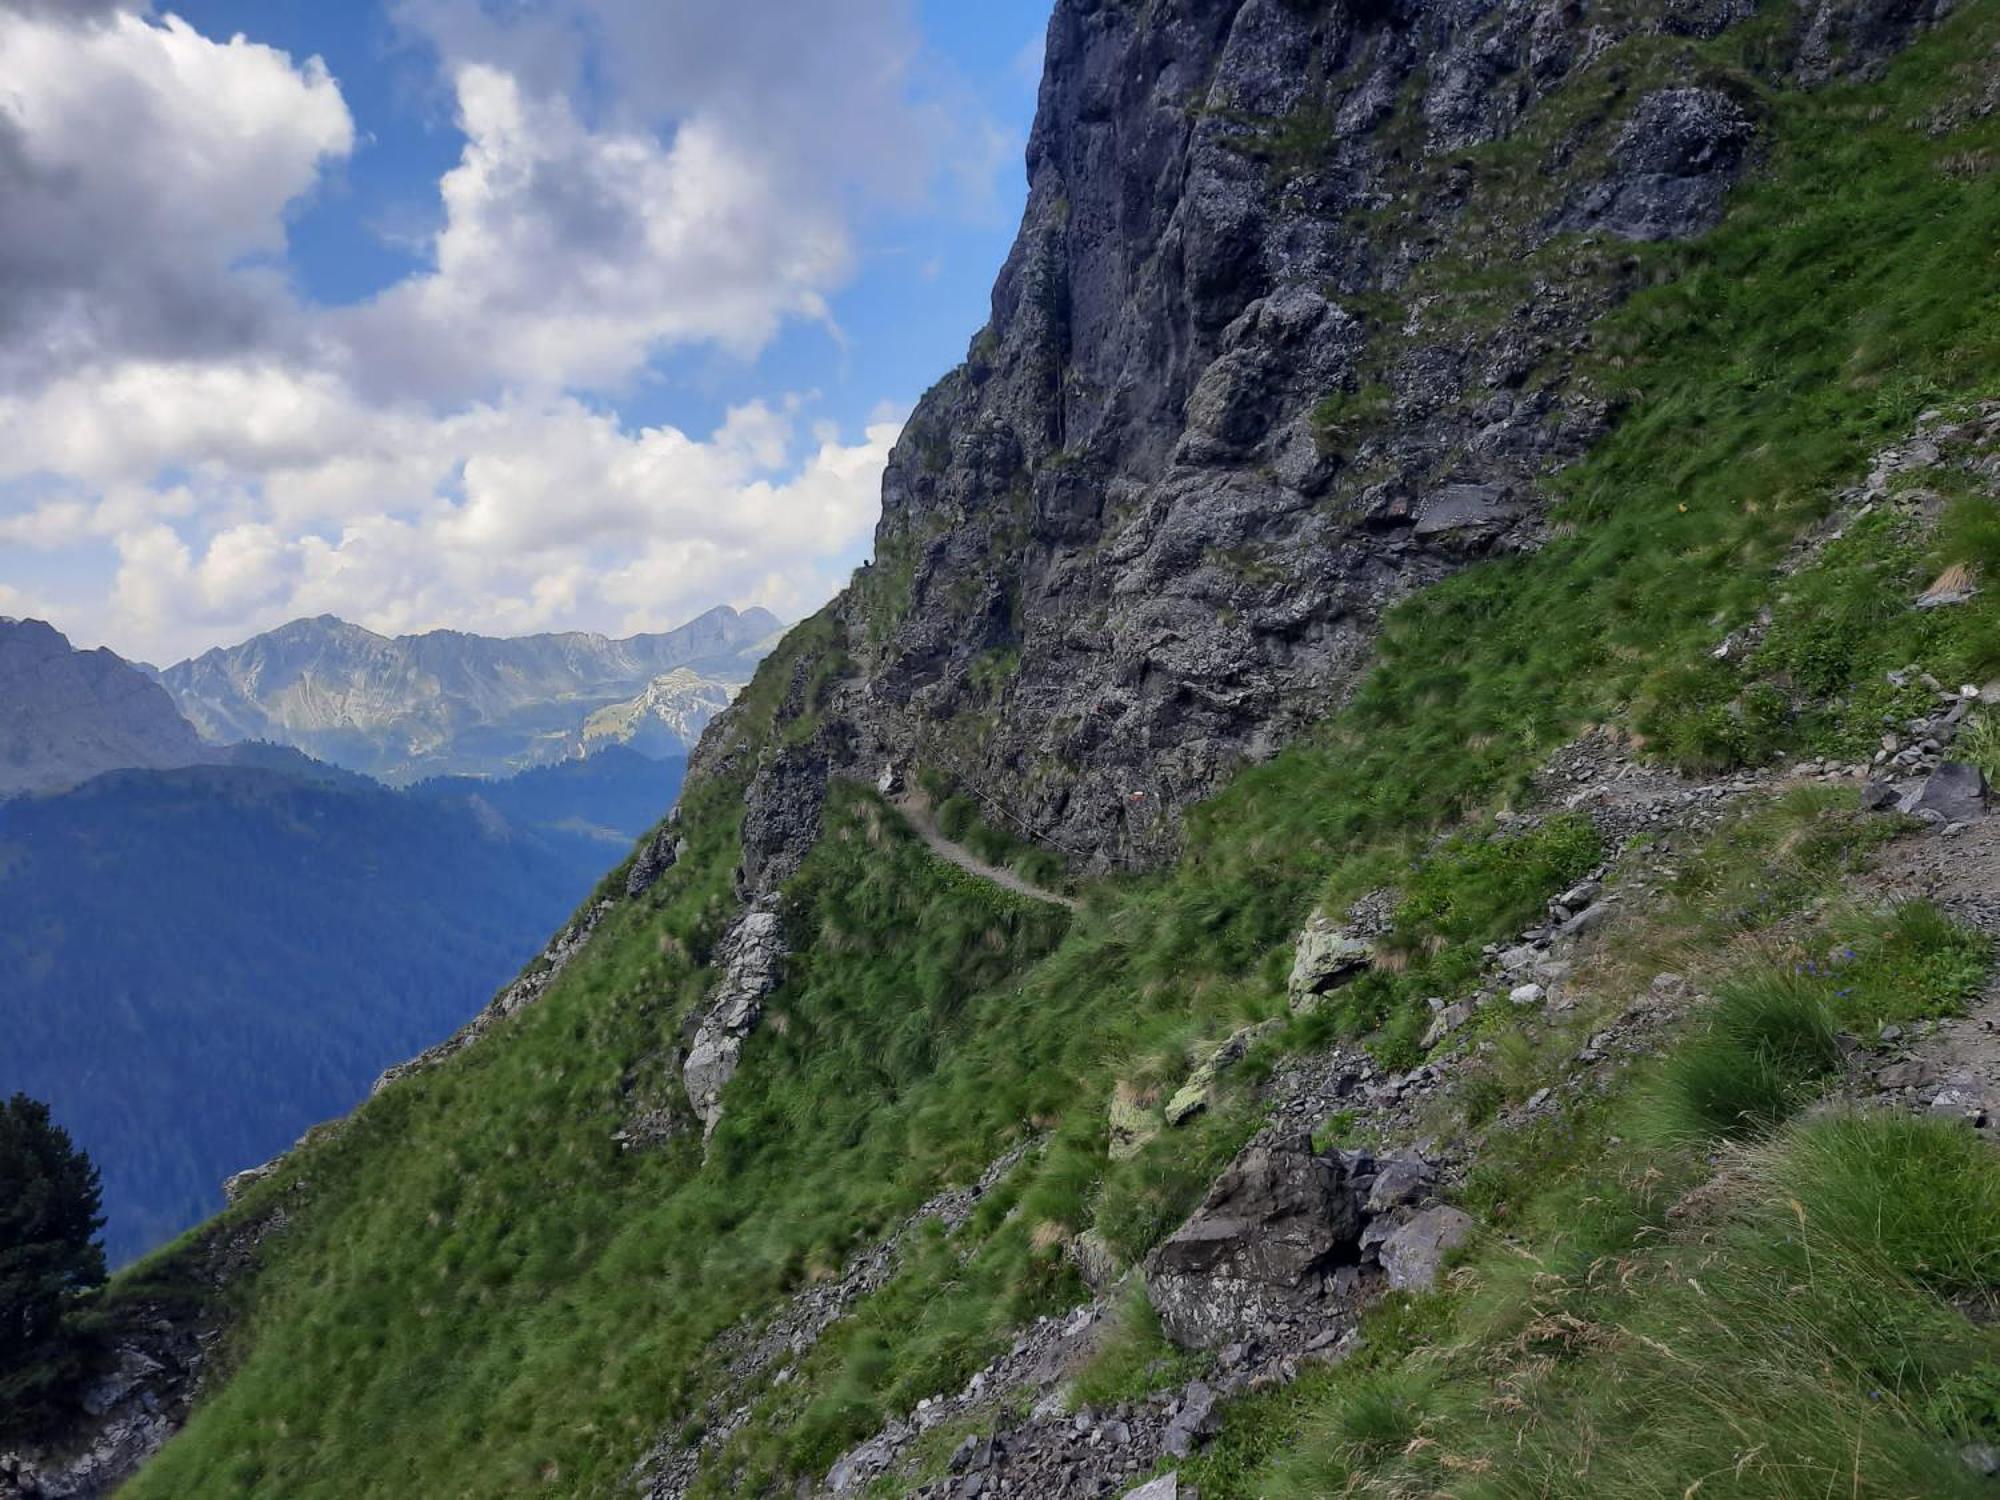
(0, 618), (212, 798)
(157, 604), (782, 784)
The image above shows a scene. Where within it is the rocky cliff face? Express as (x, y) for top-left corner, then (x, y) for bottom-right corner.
(158, 606), (781, 783)
(0, 619), (211, 798)
(700, 0), (1947, 886)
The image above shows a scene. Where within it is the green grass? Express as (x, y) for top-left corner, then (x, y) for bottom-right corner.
(1210, 899), (2000, 1500)
(1658, 969), (1843, 1138)
(1656, 897), (1985, 1140)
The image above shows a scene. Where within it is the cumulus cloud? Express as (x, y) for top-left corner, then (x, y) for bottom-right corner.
(0, 0), (998, 662)
(339, 65), (852, 397)
(395, 0), (945, 200)
(0, 380), (900, 661)
(0, 1), (142, 22)
(0, 7), (352, 385)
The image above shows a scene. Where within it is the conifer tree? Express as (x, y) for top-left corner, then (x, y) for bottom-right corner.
(0, 1094), (106, 1439)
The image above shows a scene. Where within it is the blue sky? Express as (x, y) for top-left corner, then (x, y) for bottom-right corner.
(0, 0), (1050, 661)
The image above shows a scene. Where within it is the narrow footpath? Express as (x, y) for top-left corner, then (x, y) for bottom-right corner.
(891, 790), (1081, 912)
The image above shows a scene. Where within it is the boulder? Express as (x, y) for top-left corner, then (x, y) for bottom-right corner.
(1124, 1474), (1187, 1500)
(1162, 1382), (1219, 1458)
(1558, 902), (1613, 939)
(1363, 1155), (1434, 1215)
(1146, 1136), (1362, 1349)
(1555, 880), (1602, 911)
(1910, 762), (1988, 823)
(1288, 910), (1372, 1007)
(1377, 1205), (1475, 1291)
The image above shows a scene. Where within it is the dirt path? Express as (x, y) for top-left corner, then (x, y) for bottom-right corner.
(891, 790), (1081, 911)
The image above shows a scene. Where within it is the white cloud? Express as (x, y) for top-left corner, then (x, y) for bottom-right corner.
(1, 383), (899, 663)
(0, 7), (352, 386)
(339, 65), (853, 398)
(0, 0), (1005, 664)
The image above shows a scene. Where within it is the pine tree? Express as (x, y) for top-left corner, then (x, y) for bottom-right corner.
(0, 1094), (106, 1440)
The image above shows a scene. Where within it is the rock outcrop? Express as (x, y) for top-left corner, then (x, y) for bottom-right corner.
(1145, 1134), (1466, 1351)
(682, 908), (789, 1135)
(688, 0), (1925, 884)
(1288, 910), (1374, 1009)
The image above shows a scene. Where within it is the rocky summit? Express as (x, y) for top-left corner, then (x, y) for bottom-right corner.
(14, 0), (2000, 1497)
(713, 0), (1943, 882)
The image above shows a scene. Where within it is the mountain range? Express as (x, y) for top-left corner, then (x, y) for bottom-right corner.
(0, 613), (737, 1263)
(154, 605), (783, 783)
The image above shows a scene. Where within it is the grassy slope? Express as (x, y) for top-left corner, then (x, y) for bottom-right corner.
(1170, 802), (2000, 1499)
(122, 4), (2000, 1495)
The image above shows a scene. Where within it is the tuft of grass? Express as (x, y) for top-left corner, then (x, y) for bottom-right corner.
(1657, 969), (1842, 1139)
(1958, 707), (2000, 782)
(1761, 1112), (2000, 1303)
(1064, 1285), (1203, 1410)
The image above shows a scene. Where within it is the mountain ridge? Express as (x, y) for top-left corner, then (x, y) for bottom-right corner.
(156, 604), (784, 783)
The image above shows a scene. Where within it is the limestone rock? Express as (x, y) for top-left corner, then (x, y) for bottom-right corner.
(682, 909), (788, 1135)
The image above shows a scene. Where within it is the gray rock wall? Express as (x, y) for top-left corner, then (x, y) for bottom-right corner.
(698, 0), (1929, 887)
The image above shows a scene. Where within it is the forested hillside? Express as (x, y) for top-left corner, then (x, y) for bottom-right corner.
(0, 764), (616, 1263)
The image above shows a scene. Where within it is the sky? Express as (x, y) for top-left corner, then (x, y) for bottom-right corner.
(0, 0), (1051, 664)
